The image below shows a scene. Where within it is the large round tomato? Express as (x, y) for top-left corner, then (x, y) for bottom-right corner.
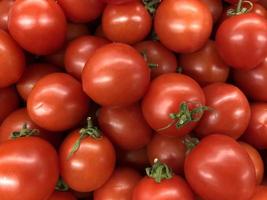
(27, 73), (89, 132)
(0, 137), (59, 200)
(185, 134), (256, 200)
(0, 0), (14, 30)
(154, 0), (212, 53)
(216, 13), (267, 69)
(195, 83), (250, 139)
(250, 186), (267, 200)
(102, 1), (152, 44)
(94, 168), (141, 200)
(82, 43), (150, 107)
(48, 191), (76, 200)
(8, 0), (67, 55)
(0, 30), (25, 88)
(142, 73), (205, 137)
(200, 0), (223, 22)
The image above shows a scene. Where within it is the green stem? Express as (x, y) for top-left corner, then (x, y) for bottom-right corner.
(236, 0), (243, 13)
(183, 136), (199, 154)
(146, 159), (173, 183)
(141, 51), (159, 69)
(11, 123), (39, 139)
(55, 178), (69, 192)
(143, 0), (161, 16)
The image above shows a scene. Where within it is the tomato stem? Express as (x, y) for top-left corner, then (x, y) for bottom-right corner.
(55, 177), (69, 192)
(146, 159), (173, 183)
(143, 0), (161, 16)
(236, 0), (243, 13)
(141, 50), (159, 69)
(183, 136), (199, 154)
(11, 123), (39, 139)
(227, 0), (254, 16)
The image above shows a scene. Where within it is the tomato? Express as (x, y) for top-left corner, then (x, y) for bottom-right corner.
(216, 13), (267, 70)
(60, 119), (116, 192)
(0, 30), (25, 88)
(200, 0), (223, 23)
(0, 137), (59, 200)
(98, 104), (152, 150)
(82, 43), (150, 107)
(142, 73), (205, 137)
(94, 168), (141, 200)
(260, 0), (267, 8)
(102, 1), (152, 44)
(250, 3), (267, 17)
(0, 87), (20, 124)
(57, 0), (105, 23)
(233, 57), (267, 101)
(16, 63), (60, 101)
(225, 0), (258, 4)
(239, 142), (264, 185)
(179, 40), (229, 86)
(101, 0), (135, 4)
(185, 134), (256, 200)
(65, 36), (109, 80)
(242, 103), (267, 149)
(154, 0), (212, 53)
(134, 40), (178, 79)
(147, 134), (186, 175)
(195, 83), (250, 139)
(66, 23), (90, 42)
(48, 191), (76, 200)
(250, 186), (267, 200)
(8, 0), (67, 55)
(27, 73), (89, 132)
(0, 0), (14, 31)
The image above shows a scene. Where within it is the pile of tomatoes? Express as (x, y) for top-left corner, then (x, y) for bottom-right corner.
(1, 0), (267, 199)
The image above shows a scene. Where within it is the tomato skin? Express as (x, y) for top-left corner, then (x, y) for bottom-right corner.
(94, 168), (141, 200)
(65, 36), (109, 80)
(179, 40), (229, 86)
(154, 0), (212, 53)
(185, 134), (256, 200)
(0, 0), (14, 31)
(133, 176), (195, 200)
(0, 87), (20, 124)
(142, 73), (205, 137)
(195, 83), (250, 139)
(58, 0), (105, 23)
(216, 13), (267, 70)
(48, 191), (76, 200)
(0, 30), (25, 88)
(27, 73), (89, 132)
(0, 137), (59, 200)
(98, 104), (152, 150)
(101, 0), (134, 4)
(60, 129), (116, 192)
(102, 1), (152, 44)
(82, 43), (150, 107)
(134, 41), (178, 79)
(250, 186), (267, 200)
(200, 0), (223, 22)
(66, 23), (90, 42)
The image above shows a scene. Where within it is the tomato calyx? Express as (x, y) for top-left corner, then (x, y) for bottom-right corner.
(141, 50), (159, 69)
(146, 158), (173, 183)
(10, 123), (40, 139)
(55, 177), (69, 192)
(143, 0), (161, 16)
(183, 136), (199, 154)
(227, 0), (254, 16)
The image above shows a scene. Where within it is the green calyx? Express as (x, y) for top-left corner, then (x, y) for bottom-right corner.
(143, 0), (162, 16)
(55, 178), (69, 192)
(227, 0), (254, 16)
(183, 136), (199, 154)
(11, 123), (39, 139)
(146, 159), (173, 183)
(141, 50), (159, 69)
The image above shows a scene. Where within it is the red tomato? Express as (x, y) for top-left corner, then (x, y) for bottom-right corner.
(195, 83), (250, 139)
(102, 1), (152, 44)
(260, 0), (267, 8)
(0, 137), (59, 200)
(0, 30), (25, 88)
(65, 36), (109, 80)
(102, 0), (134, 4)
(185, 134), (256, 200)
(200, 0), (223, 22)
(134, 40), (178, 79)
(98, 104), (152, 150)
(57, 0), (105, 23)
(0, 87), (20, 124)
(94, 168), (141, 200)
(16, 63), (60, 101)
(250, 3), (267, 17)
(27, 73), (89, 132)
(250, 186), (267, 200)
(154, 0), (212, 53)
(142, 73), (205, 137)
(216, 13), (267, 69)
(48, 191), (76, 200)
(0, 0), (14, 30)
(233, 57), (267, 101)
(179, 40), (229, 86)
(66, 23), (90, 42)
(8, 0), (67, 55)
(82, 43), (150, 107)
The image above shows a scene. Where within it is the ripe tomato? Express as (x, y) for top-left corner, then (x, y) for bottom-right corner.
(0, 30), (25, 88)
(66, 23), (90, 42)
(200, 0), (223, 22)
(216, 13), (267, 69)
(8, 0), (67, 55)
(134, 40), (178, 79)
(242, 103), (267, 149)
(154, 0), (212, 53)
(102, 1), (152, 44)
(16, 63), (60, 101)
(142, 73), (205, 137)
(233, 57), (267, 101)
(57, 0), (105, 23)
(82, 43), (150, 107)
(0, 87), (19, 124)
(65, 36), (109, 80)
(0, 0), (14, 30)
(48, 191), (76, 200)
(179, 40), (229, 86)
(98, 104), (152, 150)
(250, 186), (267, 200)
(0, 137), (59, 200)
(94, 168), (141, 200)
(185, 134), (256, 200)
(195, 83), (250, 139)
(27, 73), (89, 132)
